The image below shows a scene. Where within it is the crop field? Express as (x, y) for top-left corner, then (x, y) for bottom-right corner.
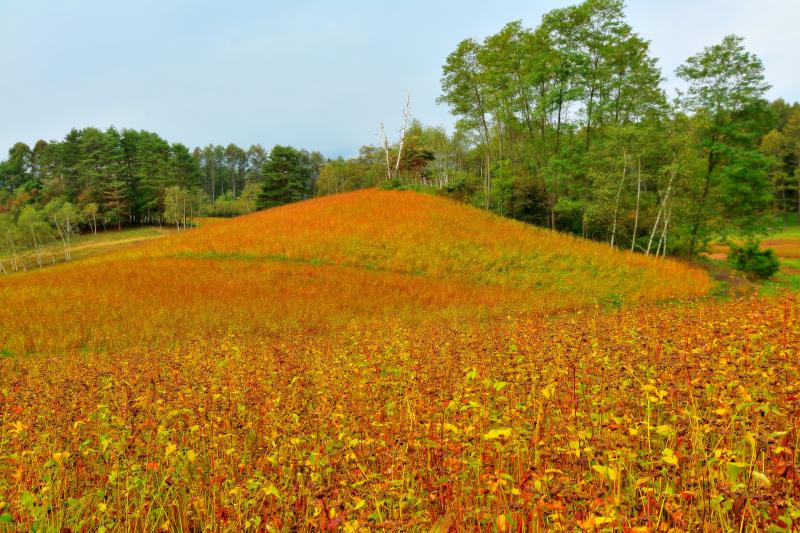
(1, 191), (798, 531)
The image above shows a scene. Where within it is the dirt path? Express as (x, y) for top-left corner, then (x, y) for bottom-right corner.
(702, 260), (756, 297)
(0, 229), (173, 274)
(68, 233), (167, 253)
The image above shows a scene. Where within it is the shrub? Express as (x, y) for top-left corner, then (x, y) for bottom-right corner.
(728, 240), (780, 280)
(379, 178), (407, 190)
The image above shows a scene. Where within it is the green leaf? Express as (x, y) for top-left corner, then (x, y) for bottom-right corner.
(592, 464), (618, 481)
(726, 461), (748, 483)
(264, 485), (281, 499)
(751, 470), (771, 486)
(493, 381), (508, 392)
(20, 492), (35, 508)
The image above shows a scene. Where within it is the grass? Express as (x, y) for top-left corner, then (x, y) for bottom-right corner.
(1, 191), (798, 531)
(0, 191), (711, 356)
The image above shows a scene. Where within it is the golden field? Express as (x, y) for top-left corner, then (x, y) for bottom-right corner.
(1, 190), (798, 531)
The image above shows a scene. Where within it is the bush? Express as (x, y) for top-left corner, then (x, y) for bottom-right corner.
(728, 241), (780, 280)
(379, 178), (406, 190)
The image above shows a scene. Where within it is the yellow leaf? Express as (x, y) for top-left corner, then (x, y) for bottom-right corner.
(497, 514), (508, 532)
(186, 450), (197, 463)
(662, 448), (678, 466)
(165, 443), (177, 457)
(655, 424), (672, 436)
(52, 451), (70, 463)
(483, 428), (512, 440)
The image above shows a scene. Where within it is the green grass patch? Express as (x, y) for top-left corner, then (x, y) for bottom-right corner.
(759, 257), (800, 296)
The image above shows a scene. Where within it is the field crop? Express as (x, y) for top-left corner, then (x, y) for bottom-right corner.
(1, 297), (798, 531)
(2, 191), (798, 531)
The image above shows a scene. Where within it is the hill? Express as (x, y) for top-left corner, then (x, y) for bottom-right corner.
(0, 189), (709, 355)
(164, 189), (709, 298)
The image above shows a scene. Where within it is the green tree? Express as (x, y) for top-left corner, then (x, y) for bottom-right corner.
(256, 146), (313, 209)
(0, 213), (22, 272)
(44, 199), (83, 261)
(439, 38), (493, 208)
(677, 35), (773, 255)
(17, 205), (51, 268)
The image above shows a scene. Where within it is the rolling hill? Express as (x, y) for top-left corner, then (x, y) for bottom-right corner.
(0, 189), (709, 355)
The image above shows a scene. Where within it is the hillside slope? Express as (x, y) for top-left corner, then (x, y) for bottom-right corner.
(0, 189), (710, 354)
(151, 189), (709, 300)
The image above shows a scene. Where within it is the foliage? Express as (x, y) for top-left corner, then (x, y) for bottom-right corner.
(256, 145), (317, 209)
(728, 240), (781, 279)
(320, 3), (792, 261)
(0, 129), (324, 237)
(676, 34), (774, 255)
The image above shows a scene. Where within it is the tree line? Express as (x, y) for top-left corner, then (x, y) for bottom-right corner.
(3, 0), (799, 268)
(0, 127), (323, 270)
(318, 0), (800, 258)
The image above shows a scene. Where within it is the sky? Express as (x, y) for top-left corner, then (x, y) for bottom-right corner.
(1, 0), (798, 159)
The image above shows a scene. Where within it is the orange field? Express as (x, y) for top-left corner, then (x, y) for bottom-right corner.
(1, 190), (798, 531)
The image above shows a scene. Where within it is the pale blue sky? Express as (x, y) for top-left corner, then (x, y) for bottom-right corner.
(1, 0), (798, 158)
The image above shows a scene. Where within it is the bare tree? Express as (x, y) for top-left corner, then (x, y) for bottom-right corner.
(631, 156), (642, 252)
(610, 150), (627, 248)
(380, 122), (392, 181)
(646, 166), (676, 256)
(380, 92), (411, 183)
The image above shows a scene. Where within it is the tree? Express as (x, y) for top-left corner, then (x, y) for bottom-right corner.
(0, 143), (33, 193)
(44, 199), (83, 261)
(677, 35), (773, 255)
(170, 143), (202, 191)
(439, 38), (493, 208)
(17, 205), (51, 268)
(256, 146), (313, 209)
(245, 145), (268, 186)
(163, 186), (189, 229)
(82, 202), (100, 234)
(224, 144), (248, 197)
(0, 214), (21, 272)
